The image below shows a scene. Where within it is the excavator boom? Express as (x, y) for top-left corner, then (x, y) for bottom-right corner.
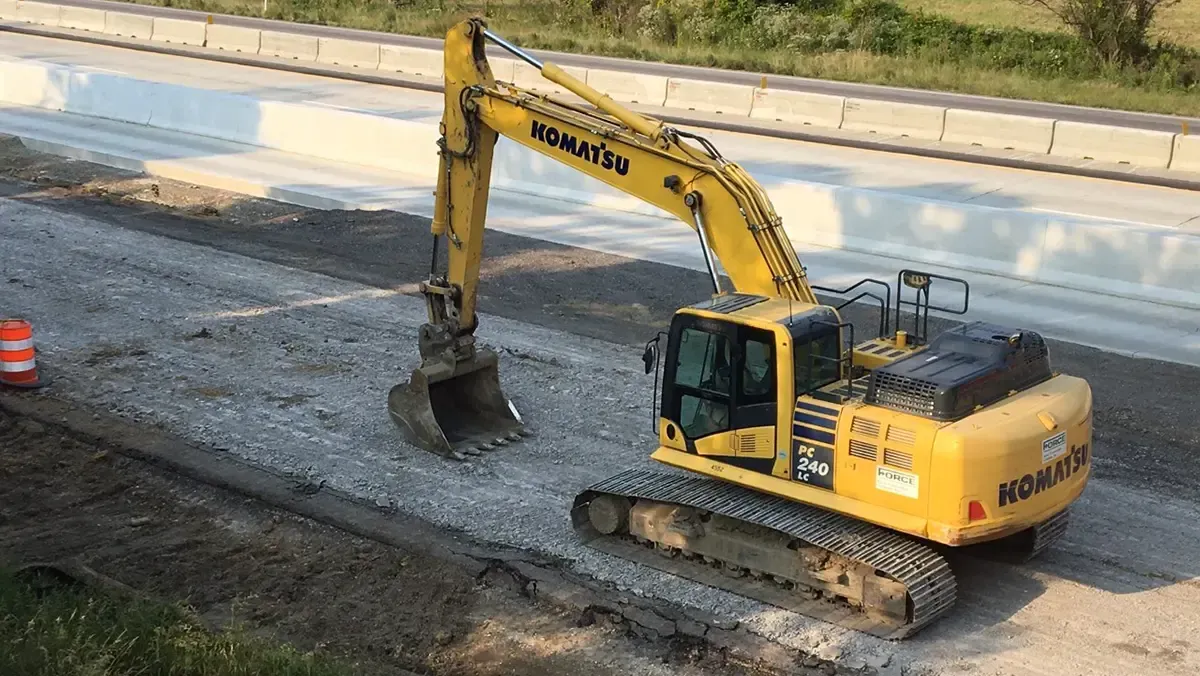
(389, 17), (819, 458)
(387, 18), (1092, 641)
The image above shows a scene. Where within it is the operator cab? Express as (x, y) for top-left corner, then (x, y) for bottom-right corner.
(638, 270), (973, 459)
(641, 293), (848, 454)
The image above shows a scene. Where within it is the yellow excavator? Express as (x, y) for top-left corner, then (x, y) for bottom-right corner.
(388, 17), (1094, 639)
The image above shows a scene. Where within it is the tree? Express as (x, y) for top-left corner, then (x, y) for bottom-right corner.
(1014, 0), (1180, 65)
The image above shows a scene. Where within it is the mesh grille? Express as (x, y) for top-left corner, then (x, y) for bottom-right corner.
(704, 293), (768, 314)
(870, 372), (937, 416)
(884, 449), (914, 471)
(849, 439), (878, 461)
(864, 323), (1053, 421)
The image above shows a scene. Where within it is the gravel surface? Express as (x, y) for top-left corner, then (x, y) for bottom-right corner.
(3, 146), (1200, 676)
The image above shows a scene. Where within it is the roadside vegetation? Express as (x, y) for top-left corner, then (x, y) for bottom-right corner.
(120, 0), (1199, 115)
(0, 566), (353, 676)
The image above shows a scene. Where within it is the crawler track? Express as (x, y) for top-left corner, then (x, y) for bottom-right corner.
(571, 469), (958, 640)
(1026, 508), (1071, 558)
(970, 507), (1071, 564)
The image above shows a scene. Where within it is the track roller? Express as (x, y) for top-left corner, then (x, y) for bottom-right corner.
(571, 469), (957, 639)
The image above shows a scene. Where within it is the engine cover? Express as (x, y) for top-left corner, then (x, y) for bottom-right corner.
(864, 321), (1053, 421)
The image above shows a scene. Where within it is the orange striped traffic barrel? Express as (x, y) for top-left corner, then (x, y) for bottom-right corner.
(0, 319), (45, 389)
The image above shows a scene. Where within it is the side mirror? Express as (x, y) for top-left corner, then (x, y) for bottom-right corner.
(642, 343), (657, 374)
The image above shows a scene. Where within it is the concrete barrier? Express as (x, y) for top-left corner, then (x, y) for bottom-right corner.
(317, 37), (380, 69)
(68, 71), (162, 124)
(150, 17), (206, 47)
(1039, 217), (1200, 306)
(58, 6), (106, 32)
(2, 56), (1195, 308)
(260, 29), (318, 61)
(104, 10), (153, 39)
(0, 60), (158, 125)
(842, 98), (946, 141)
(15, 0), (60, 25)
(769, 180), (1047, 281)
(0, 59), (69, 109)
(512, 61), (587, 97)
(1050, 120), (1176, 167)
(1169, 134), (1200, 173)
(256, 100), (439, 175)
(379, 44), (442, 78)
(0, 58), (441, 177)
(206, 24), (261, 53)
(487, 131), (1200, 307)
(585, 68), (667, 106)
(942, 109), (1055, 154)
(750, 89), (844, 128)
(488, 139), (1200, 308)
(665, 77), (754, 116)
(772, 179), (1200, 308)
(8, 0), (1200, 179)
(141, 81), (262, 143)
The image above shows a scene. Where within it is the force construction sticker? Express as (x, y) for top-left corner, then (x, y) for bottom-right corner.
(876, 466), (919, 499)
(1042, 430), (1067, 464)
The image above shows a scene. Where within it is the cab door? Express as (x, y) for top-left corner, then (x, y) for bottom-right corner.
(659, 314), (779, 476)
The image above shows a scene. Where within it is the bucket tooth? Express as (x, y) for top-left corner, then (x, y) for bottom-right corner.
(387, 346), (524, 459)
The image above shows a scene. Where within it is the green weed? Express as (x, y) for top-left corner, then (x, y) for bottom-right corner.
(0, 566), (353, 676)
(116, 0), (1200, 116)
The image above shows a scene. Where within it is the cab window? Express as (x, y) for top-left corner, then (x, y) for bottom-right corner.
(794, 329), (841, 395)
(668, 323), (780, 439)
(674, 327), (732, 438)
(674, 327), (731, 393)
(741, 335), (775, 402)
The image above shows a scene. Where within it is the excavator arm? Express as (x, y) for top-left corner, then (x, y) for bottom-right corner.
(385, 19), (1094, 644)
(389, 17), (820, 458)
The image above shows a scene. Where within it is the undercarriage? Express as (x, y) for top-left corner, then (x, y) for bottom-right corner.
(572, 468), (1069, 639)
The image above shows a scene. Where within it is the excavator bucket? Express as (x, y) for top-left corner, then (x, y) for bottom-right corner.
(387, 346), (525, 459)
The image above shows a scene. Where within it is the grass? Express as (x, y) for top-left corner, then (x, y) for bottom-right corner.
(899, 0), (1200, 50)
(114, 0), (1200, 117)
(0, 566), (354, 676)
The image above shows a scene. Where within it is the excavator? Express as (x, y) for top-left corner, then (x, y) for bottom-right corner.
(388, 17), (1094, 639)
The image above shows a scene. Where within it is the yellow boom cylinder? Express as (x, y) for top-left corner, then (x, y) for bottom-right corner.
(540, 63), (665, 143)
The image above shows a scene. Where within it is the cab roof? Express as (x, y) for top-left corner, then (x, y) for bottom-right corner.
(686, 293), (839, 338)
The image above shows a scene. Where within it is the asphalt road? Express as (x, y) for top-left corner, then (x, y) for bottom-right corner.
(47, 0), (1200, 133)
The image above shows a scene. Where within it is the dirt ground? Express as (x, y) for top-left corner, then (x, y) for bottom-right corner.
(0, 395), (796, 676)
(0, 136), (679, 349)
